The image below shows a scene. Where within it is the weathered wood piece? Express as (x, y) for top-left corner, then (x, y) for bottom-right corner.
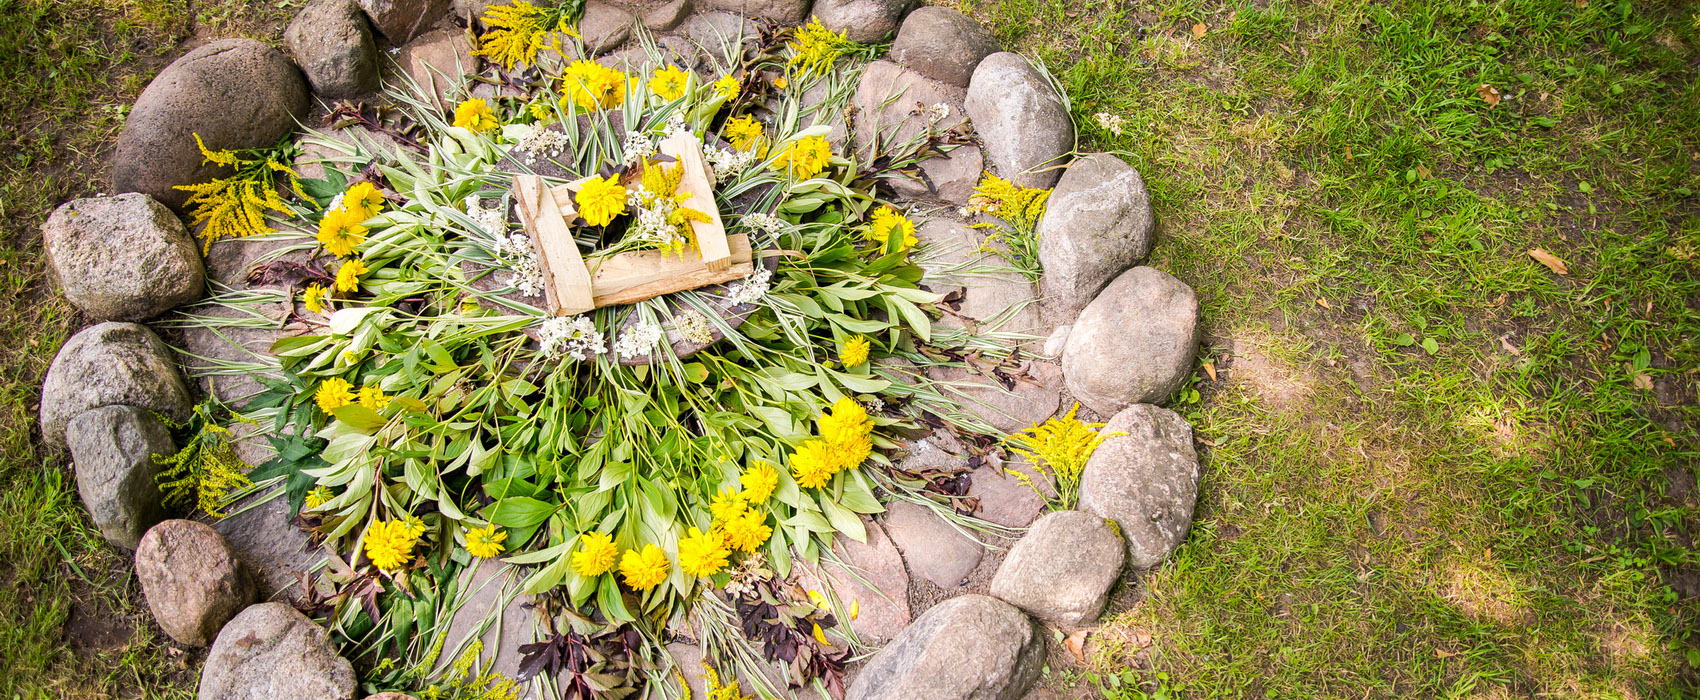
(513, 175), (595, 315)
(658, 132), (732, 272)
(587, 234), (753, 307)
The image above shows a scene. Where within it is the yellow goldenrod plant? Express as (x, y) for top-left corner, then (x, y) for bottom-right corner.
(152, 400), (256, 518)
(471, 0), (584, 70)
(1005, 403), (1119, 510)
(969, 171), (1052, 280)
(174, 134), (309, 252)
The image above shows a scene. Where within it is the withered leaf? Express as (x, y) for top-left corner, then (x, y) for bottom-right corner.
(1476, 84), (1501, 107)
(1633, 374), (1654, 391)
(1202, 361), (1217, 381)
(1527, 248), (1569, 275)
(1191, 22), (1208, 39)
(1065, 630), (1089, 662)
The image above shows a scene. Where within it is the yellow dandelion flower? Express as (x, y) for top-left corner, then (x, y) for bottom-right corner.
(677, 527), (730, 578)
(710, 487), (747, 523)
(719, 508), (772, 553)
(575, 174), (627, 227)
(620, 544), (670, 590)
(316, 207), (367, 258)
(303, 283), (329, 314)
(572, 530), (619, 577)
(315, 377), (355, 413)
(713, 74), (741, 101)
(790, 438), (837, 489)
(303, 486), (333, 509)
(453, 98), (500, 133)
(466, 524), (508, 558)
(344, 182), (386, 220)
(722, 116), (766, 155)
(839, 334), (870, 367)
(363, 519), (418, 570)
(649, 65), (690, 100)
(739, 461), (778, 504)
(561, 60), (626, 112)
(356, 384), (390, 410)
(334, 258), (368, 292)
(404, 515), (427, 539)
(863, 206), (917, 251)
(773, 135), (832, 180)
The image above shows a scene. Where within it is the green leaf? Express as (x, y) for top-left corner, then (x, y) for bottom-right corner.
(682, 363), (710, 383)
(485, 496), (557, 529)
(1392, 333), (1415, 347)
(330, 405), (387, 432)
(819, 493), (866, 543)
(1421, 337), (1439, 354)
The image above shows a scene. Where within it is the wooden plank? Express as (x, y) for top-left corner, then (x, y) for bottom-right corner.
(512, 175), (595, 315)
(658, 133), (731, 272)
(585, 234), (753, 307)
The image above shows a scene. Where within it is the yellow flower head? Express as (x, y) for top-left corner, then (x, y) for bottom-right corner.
(561, 60), (627, 112)
(466, 524), (508, 558)
(575, 174), (628, 227)
(472, 0), (578, 69)
(363, 519), (419, 570)
(572, 530), (619, 577)
(620, 543), (670, 590)
(315, 377), (355, 413)
(839, 334), (870, 367)
(356, 384), (390, 410)
(649, 65), (690, 101)
(303, 283), (329, 314)
(453, 98), (500, 133)
(710, 487), (747, 523)
(722, 116), (767, 155)
(304, 485), (333, 509)
(316, 207), (367, 258)
(773, 135), (832, 180)
(789, 438), (836, 489)
(334, 258), (368, 292)
(404, 515), (427, 538)
(719, 508), (772, 553)
(713, 74), (741, 101)
(787, 18), (857, 79)
(739, 461), (778, 504)
(677, 527), (730, 578)
(344, 182), (386, 220)
(969, 172), (1051, 229)
(820, 396), (874, 472)
(864, 206), (917, 251)
(773, 76), (788, 90)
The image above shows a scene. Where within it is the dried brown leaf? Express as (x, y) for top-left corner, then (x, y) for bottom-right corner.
(1633, 375), (1654, 391)
(1202, 361), (1218, 381)
(1528, 248), (1569, 275)
(1191, 22), (1208, 39)
(1476, 84), (1501, 107)
(1499, 336), (1521, 356)
(1315, 298), (1331, 309)
(1066, 630), (1089, 662)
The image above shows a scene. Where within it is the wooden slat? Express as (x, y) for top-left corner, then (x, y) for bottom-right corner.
(512, 175), (595, 315)
(658, 133), (731, 272)
(584, 234), (753, 307)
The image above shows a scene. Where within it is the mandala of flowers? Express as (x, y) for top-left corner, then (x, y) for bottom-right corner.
(182, 7), (1026, 698)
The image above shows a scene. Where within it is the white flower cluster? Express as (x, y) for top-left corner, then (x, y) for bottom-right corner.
(663, 115), (691, 140)
(538, 315), (606, 362)
(706, 146), (758, 182)
(725, 263), (772, 305)
(465, 196), (508, 236)
(863, 396), (885, 413)
(923, 102), (951, 125)
(494, 233), (545, 298)
(516, 126), (571, 163)
(1094, 112), (1126, 136)
(326, 192), (346, 211)
(622, 131), (655, 167)
(672, 310), (715, 344)
(743, 212), (787, 234)
(613, 321), (663, 361)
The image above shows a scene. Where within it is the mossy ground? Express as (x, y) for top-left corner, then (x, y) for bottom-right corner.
(2, 0), (1697, 697)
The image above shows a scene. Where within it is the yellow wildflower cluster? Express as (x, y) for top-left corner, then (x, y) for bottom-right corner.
(839, 334), (870, 367)
(969, 172), (1050, 230)
(703, 663), (755, 700)
(633, 158), (713, 253)
(364, 518), (421, 570)
(722, 116), (767, 155)
(677, 527), (730, 577)
(561, 59), (627, 112)
(863, 206), (917, 251)
(357, 384), (390, 410)
(175, 134), (306, 252)
(574, 174), (627, 227)
(1006, 403), (1116, 508)
(707, 462), (778, 555)
(773, 135), (833, 180)
(465, 524), (508, 558)
(649, 65), (690, 101)
(310, 182), (383, 307)
(315, 377), (355, 413)
(453, 98), (499, 133)
(425, 641), (520, 700)
(787, 17), (858, 79)
(620, 543), (670, 590)
(472, 0), (580, 70)
(790, 397), (874, 489)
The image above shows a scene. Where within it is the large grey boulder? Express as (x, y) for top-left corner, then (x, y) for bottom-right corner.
(988, 510), (1124, 626)
(67, 406), (173, 550)
(40, 323), (192, 448)
(880, 500), (980, 588)
(42, 193), (204, 321)
(964, 52), (1073, 189)
(286, 0), (381, 99)
(847, 594), (1045, 700)
(578, 1), (635, 53)
(701, 0), (809, 23)
(1037, 154), (1154, 318)
(111, 40), (309, 211)
(1061, 266), (1199, 413)
(356, 0), (449, 43)
(814, 0), (911, 43)
(1077, 404), (1199, 569)
(852, 61), (982, 203)
(199, 602), (357, 700)
(889, 7), (998, 88)
(641, 0), (692, 31)
(135, 520), (256, 647)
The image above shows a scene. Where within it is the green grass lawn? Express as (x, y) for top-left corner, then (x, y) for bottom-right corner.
(1, 0), (1696, 697)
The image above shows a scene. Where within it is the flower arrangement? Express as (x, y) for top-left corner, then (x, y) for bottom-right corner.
(1004, 403), (1118, 509)
(174, 134), (308, 251)
(181, 8), (1026, 698)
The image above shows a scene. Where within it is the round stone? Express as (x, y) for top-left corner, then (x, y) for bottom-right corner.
(988, 510), (1125, 626)
(964, 52), (1074, 189)
(135, 520), (256, 647)
(1037, 153), (1155, 318)
(1077, 403), (1200, 569)
(814, 0), (912, 44)
(67, 406), (173, 550)
(1061, 266), (1199, 412)
(285, 0), (381, 99)
(198, 602), (356, 700)
(888, 6), (998, 88)
(40, 322), (192, 448)
(42, 193), (204, 321)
